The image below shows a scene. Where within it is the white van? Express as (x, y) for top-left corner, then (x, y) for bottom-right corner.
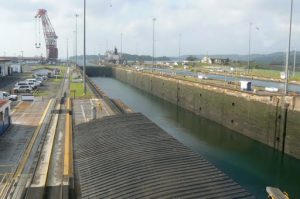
(0, 91), (17, 101)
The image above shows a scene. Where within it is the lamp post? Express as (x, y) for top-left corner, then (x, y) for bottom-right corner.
(75, 14), (79, 67)
(179, 33), (182, 63)
(83, 0), (86, 95)
(284, 0), (293, 95)
(247, 22), (252, 73)
(282, 0), (294, 156)
(152, 18), (156, 72)
(293, 48), (296, 77)
(120, 33), (123, 64)
(20, 51), (24, 61)
(247, 23), (259, 73)
(66, 38), (69, 67)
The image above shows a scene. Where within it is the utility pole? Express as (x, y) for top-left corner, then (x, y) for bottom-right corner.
(75, 14), (79, 67)
(152, 18), (156, 72)
(293, 48), (296, 77)
(83, 0), (86, 95)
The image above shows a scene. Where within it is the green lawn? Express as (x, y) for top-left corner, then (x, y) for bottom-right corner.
(70, 81), (93, 98)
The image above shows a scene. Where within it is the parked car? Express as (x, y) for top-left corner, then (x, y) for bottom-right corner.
(15, 81), (33, 88)
(26, 79), (42, 87)
(36, 77), (44, 83)
(13, 85), (32, 93)
(0, 91), (17, 101)
(26, 82), (37, 89)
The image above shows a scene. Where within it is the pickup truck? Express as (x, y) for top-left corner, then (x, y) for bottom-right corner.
(0, 91), (17, 101)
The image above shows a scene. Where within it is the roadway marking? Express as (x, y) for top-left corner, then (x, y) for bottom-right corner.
(80, 105), (87, 122)
(10, 101), (22, 115)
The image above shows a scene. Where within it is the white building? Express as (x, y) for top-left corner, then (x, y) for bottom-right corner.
(0, 59), (12, 76)
(11, 64), (22, 73)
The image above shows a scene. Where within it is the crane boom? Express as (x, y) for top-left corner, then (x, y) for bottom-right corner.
(35, 9), (58, 62)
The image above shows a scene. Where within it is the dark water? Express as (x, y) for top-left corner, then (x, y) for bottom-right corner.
(92, 77), (300, 198)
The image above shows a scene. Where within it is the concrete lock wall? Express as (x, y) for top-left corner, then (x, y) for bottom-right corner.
(112, 67), (300, 159)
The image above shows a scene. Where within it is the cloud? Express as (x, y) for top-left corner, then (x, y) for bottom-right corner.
(0, 0), (299, 58)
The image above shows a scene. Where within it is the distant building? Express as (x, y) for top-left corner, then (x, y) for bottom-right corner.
(0, 100), (11, 135)
(201, 56), (229, 65)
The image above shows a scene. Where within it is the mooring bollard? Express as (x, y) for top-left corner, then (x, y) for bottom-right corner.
(91, 105), (97, 120)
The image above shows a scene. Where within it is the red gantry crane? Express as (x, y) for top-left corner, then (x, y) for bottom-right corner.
(35, 9), (58, 63)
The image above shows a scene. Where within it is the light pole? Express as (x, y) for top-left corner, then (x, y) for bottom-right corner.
(293, 48), (296, 77)
(75, 14), (79, 67)
(284, 0), (293, 95)
(20, 51), (24, 61)
(120, 33), (123, 64)
(282, 0), (294, 156)
(247, 23), (259, 73)
(179, 33), (182, 63)
(120, 33), (123, 55)
(83, 0), (86, 95)
(66, 38), (69, 67)
(247, 22), (252, 73)
(152, 18), (156, 72)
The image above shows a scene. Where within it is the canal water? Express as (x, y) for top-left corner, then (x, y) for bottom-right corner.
(92, 77), (300, 198)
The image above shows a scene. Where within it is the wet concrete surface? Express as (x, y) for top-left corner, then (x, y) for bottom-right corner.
(0, 100), (49, 178)
(73, 98), (114, 125)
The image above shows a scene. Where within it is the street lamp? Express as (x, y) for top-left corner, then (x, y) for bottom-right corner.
(284, 0), (293, 95)
(83, 0), (86, 95)
(179, 33), (182, 63)
(152, 18), (156, 72)
(20, 51), (24, 60)
(66, 38), (69, 67)
(247, 23), (259, 73)
(293, 48), (296, 77)
(282, 0), (294, 156)
(75, 14), (79, 67)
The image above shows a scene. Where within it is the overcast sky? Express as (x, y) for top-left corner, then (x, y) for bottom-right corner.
(0, 0), (300, 58)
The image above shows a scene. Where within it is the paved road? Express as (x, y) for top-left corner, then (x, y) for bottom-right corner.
(0, 100), (49, 178)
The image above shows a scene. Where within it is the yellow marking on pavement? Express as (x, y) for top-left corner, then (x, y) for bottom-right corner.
(64, 98), (73, 177)
(13, 99), (53, 178)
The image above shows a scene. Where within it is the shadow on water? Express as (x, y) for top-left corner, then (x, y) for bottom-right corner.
(92, 77), (300, 198)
